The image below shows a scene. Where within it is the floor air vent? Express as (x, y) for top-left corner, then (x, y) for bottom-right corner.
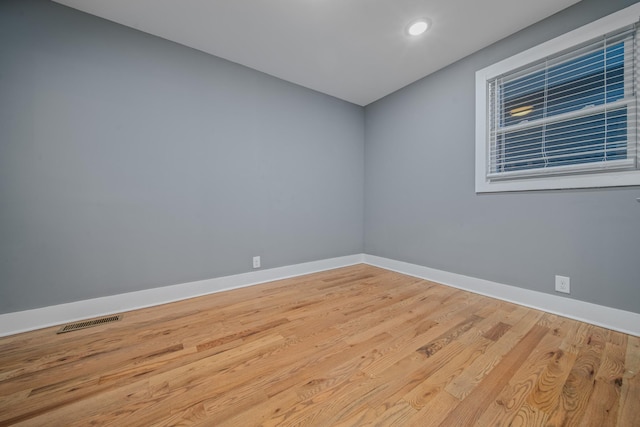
(57, 314), (122, 334)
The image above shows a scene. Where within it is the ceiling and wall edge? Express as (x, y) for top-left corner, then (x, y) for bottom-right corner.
(50, 0), (582, 106)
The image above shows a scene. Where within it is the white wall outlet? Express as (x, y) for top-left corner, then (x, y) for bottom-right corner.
(252, 256), (261, 269)
(555, 275), (570, 294)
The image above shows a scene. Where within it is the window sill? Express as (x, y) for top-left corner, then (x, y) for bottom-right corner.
(475, 167), (640, 193)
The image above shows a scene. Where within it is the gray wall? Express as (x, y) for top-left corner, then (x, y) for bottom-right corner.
(0, 0), (364, 313)
(2, 0), (638, 317)
(364, 0), (640, 314)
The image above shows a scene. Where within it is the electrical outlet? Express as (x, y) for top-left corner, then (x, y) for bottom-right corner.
(555, 275), (570, 294)
(252, 256), (261, 269)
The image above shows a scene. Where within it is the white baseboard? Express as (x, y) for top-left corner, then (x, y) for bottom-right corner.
(3, 253), (637, 338)
(0, 254), (365, 337)
(364, 254), (640, 337)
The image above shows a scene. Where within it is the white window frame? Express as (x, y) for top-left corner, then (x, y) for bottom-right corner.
(475, 3), (640, 193)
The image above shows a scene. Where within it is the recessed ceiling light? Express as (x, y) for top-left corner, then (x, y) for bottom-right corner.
(407, 19), (430, 36)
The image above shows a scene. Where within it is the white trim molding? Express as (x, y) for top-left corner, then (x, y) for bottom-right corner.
(2, 253), (638, 338)
(0, 254), (365, 337)
(364, 254), (640, 337)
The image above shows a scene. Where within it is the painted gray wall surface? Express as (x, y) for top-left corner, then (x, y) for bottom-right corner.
(0, 0), (365, 314)
(364, 0), (640, 314)
(2, 0), (638, 318)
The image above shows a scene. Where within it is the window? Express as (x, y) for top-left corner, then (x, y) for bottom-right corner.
(475, 4), (640, 192)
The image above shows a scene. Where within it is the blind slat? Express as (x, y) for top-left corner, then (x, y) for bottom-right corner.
(492, 99), (632, 134)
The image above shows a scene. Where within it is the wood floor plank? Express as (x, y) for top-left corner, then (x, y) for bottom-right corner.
(402, 336), (492, 410)
(438, 324), (550, 426)
(617, 335), (640, 426)
(523, 317), (579, 416)
(474, 319), (573, 426)
(332, 399), (417, 427)
(443, 309), (543, 400)
(406, 388), (460, 427)
(544, 322), (604, 426)
(579, 336), (628, 427)
(0, 264), (637, 426)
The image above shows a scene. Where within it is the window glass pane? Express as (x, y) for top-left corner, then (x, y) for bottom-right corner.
(502, 71), (545, 126)
(493, 40), (630, 175)
(497, 108), (628, 172)
(501, 42), (625, 128)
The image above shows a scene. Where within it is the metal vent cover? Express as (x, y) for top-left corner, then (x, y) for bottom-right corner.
(57, 314), (122, 334)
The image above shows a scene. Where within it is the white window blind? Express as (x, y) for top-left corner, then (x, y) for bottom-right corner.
(486, 25), (639, 182)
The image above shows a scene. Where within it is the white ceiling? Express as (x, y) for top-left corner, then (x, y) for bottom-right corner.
(53, 0), (581, 106)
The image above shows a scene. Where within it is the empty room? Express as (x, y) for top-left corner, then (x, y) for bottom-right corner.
(1, 0), (639, 425)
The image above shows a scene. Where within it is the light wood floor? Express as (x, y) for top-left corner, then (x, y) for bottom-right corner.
(0, 265), (638, 426)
